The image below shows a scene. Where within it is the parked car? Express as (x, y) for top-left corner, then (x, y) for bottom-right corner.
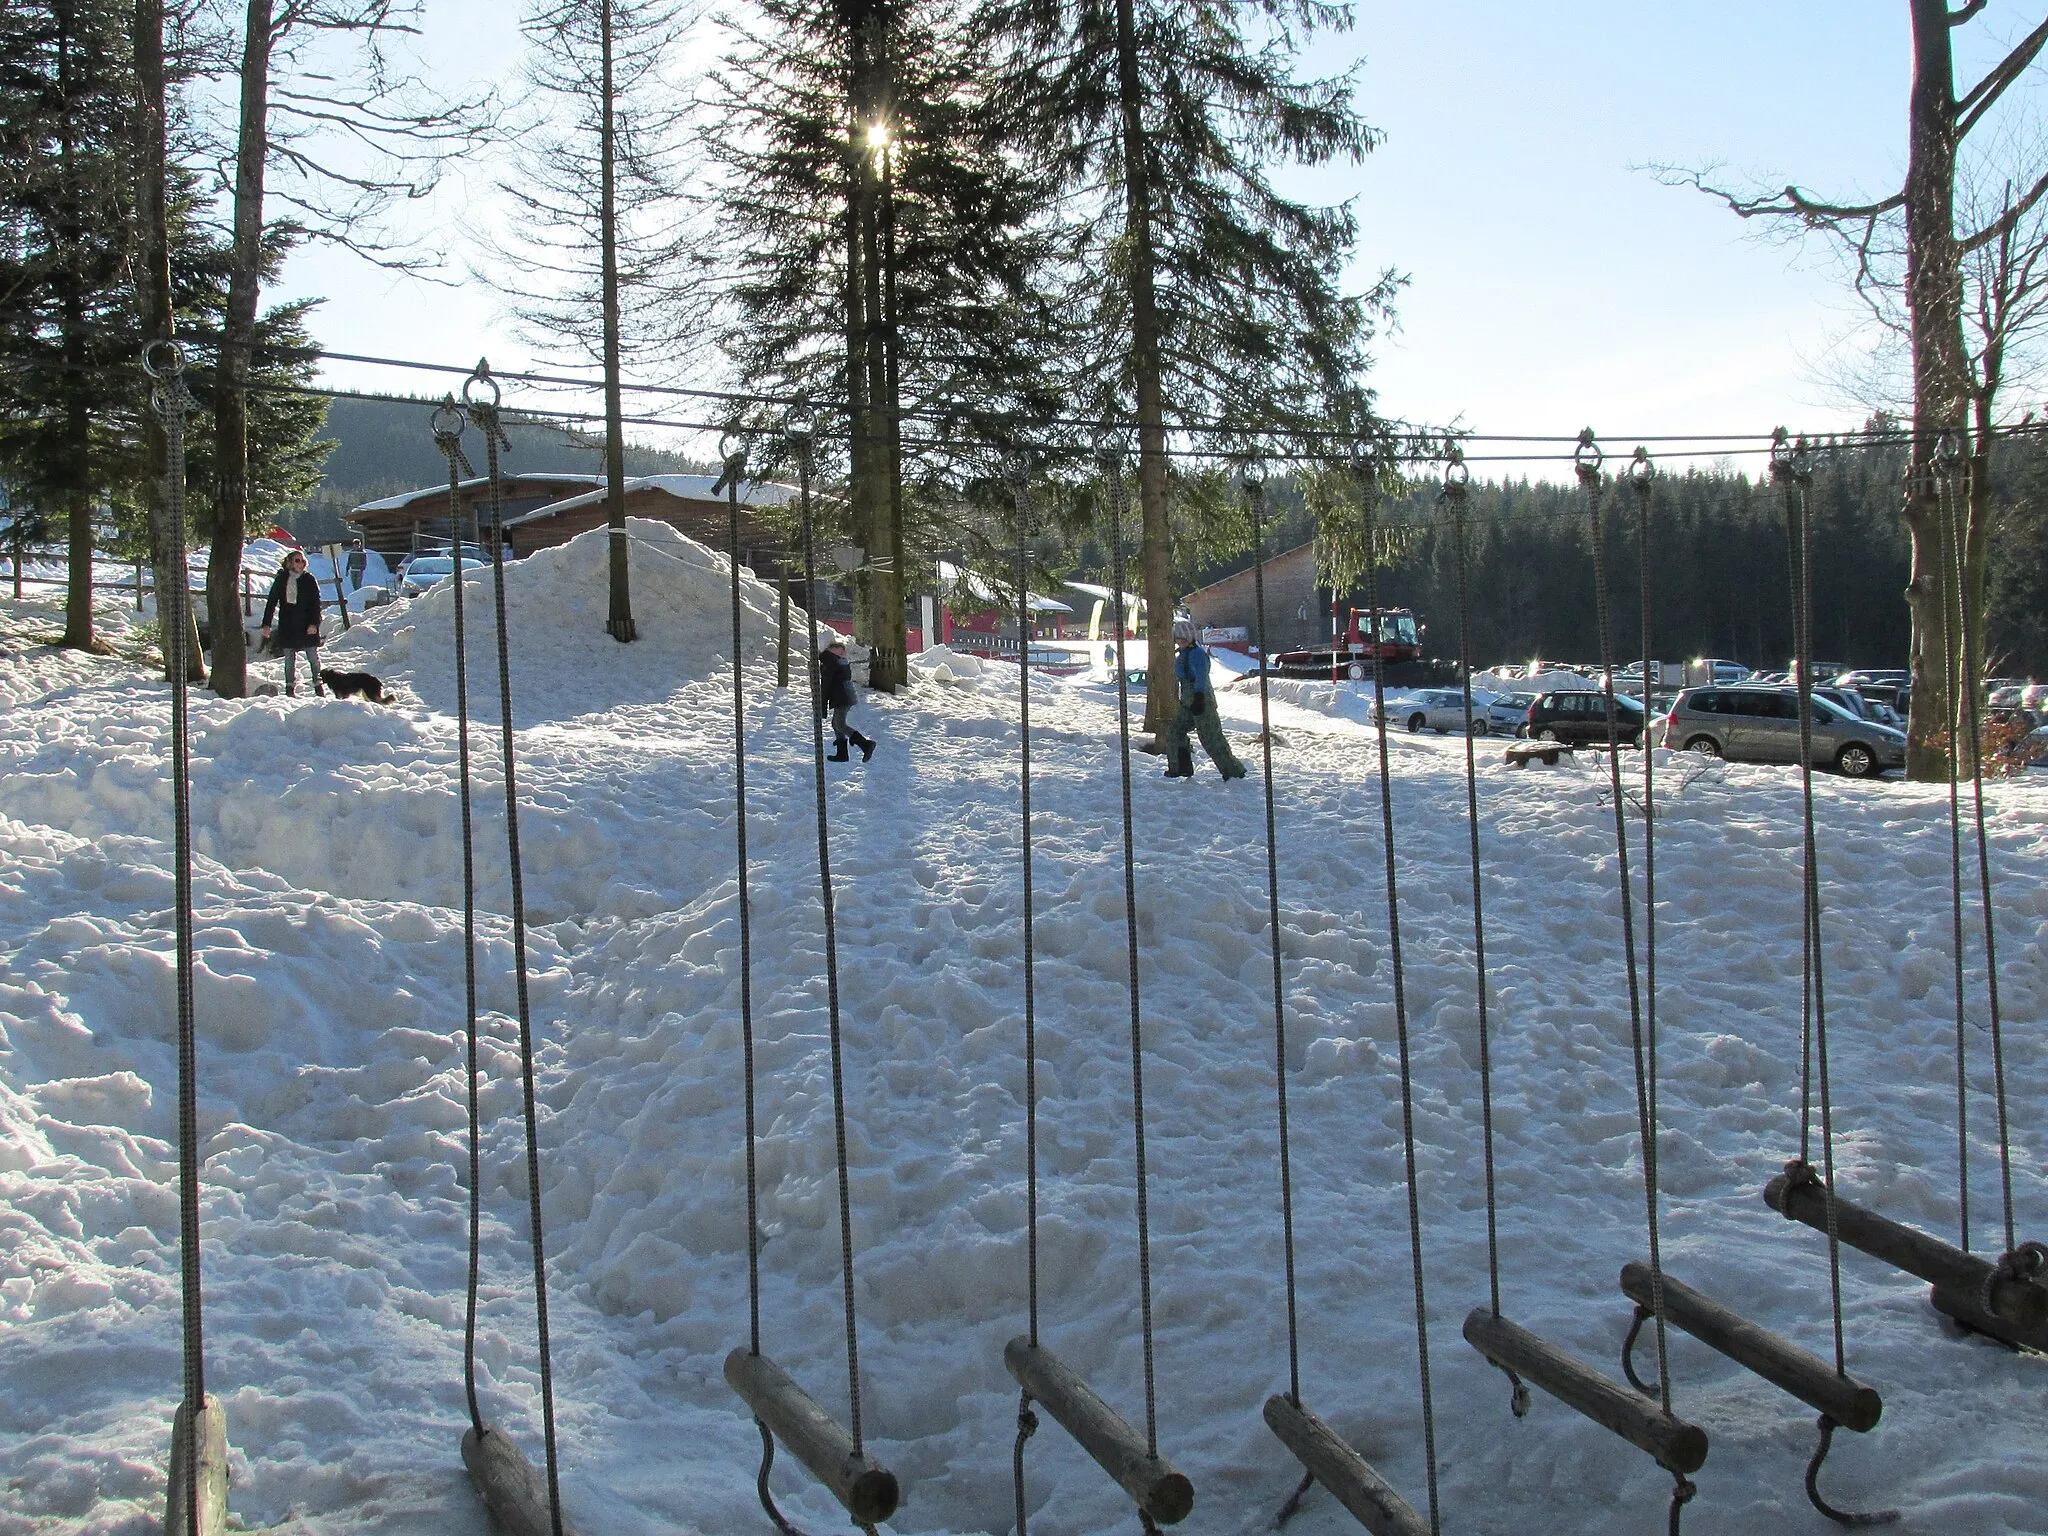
(1373, 689), (1489, 734)
(1693, 658), (1752, 684)
(1479, 691), (1536, 734)
(1525, 690), (1647, 746)
(1662, 687), (1906, 777)
(398, 554), (487, 597)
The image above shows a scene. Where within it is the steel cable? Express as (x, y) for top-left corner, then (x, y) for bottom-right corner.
(469, 378), (568, 1536)
(1579, 433), (1674, 1414)
(1444, 455), (1504, 1322)
(1243, 471), (1303, 1405)
(147, 345), (204, 1536)
(1936, 445), (2018, 1257)
(1103, 461), (1160, 1459)
(797, 464), (869, 1453)
(1008, 458), (1043, 1536)
(1358, 468), (1442, 1534)
(1630, 451), (1665, 1290)
(1928, 460), (1971, 1253)
(431, 402), (487, 1440)
(1772, 435), (1848, 1378)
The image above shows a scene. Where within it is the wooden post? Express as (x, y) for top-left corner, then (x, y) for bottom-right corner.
(1004, 1337), (1195, 1524)
(723, 1349), (900, 1524)
(1764, 1174), (2047, 1327)
(1262, 1394), (1429, 1536)
(462, 1422), (581, 1536)
(778, 570), (791, 687)
(1462, 1309), (1708, 1475)
(10, 515), (20, 599)
(1619, 1263), (1881, 1432)
(242, 570), (251, 617)
(136, 558), (145, 611)
(164, 1393), (228, 1535)
(321, 543), (350, 633)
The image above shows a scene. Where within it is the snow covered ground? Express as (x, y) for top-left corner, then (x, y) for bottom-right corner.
(2, 520), (2045, 1535)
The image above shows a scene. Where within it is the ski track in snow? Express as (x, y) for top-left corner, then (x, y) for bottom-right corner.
(2, 521), (2045, 1534)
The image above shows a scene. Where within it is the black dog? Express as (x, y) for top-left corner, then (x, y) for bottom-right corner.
(319, 668), (394, 704)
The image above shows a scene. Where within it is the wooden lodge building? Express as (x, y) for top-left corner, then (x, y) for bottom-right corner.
(1180, 540), (1324, 652)
(346, 473), (801, 573)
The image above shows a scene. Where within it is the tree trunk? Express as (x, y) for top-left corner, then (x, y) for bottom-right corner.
(55, 1), (100, 653)
(206, 0), (272, 696)
(1113, 0), (1172, 739)
(1902, 0), (1971, 780)
(863, 121), (903, 692)
(600, 0), (636, 643)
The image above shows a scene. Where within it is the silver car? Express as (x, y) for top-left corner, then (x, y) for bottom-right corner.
(1662, 687), (1906, 778)
(1373, 688), (1491, 734)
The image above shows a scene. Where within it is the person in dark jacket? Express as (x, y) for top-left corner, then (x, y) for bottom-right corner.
(818, 635), (875, 761)
(1165, 616), (1245, 779)
(344, 537), (368, 591)
(261, 549), (325, 696)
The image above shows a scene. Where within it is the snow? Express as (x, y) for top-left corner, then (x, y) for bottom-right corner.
(3, 523), (2047, 1534)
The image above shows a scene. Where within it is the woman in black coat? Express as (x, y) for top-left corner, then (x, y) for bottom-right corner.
(817, 635), (875, 761)
(261, 549), (324, 696)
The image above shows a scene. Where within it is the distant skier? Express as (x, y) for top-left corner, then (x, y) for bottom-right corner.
(818, 634), (875, 762)
(345, 536), (368, 592)
(260, 549), (325, 697)
(1164, 616), (1245, 780)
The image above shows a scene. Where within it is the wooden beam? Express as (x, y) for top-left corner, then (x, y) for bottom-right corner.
(1929, 1281), (2048, 1352)
(1620, 1263), (1881, 1432)
(164, 1394), (228, 1536)
(1004, 1337), (1195, 1524)
(462, 1423), (581, 1536)
(1462, 1309), (1708, 1474)
(1262, 1394), (1430, 1536)
(1764, 1174), (2047, 1327)
(723, 1349), (900, 1525)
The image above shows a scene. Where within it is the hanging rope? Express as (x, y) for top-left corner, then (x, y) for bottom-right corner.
(1581, 431), (1691, 1530)
(1356, 463), (1442, 1536)
(144, 340), (204, 1536)
(1102, 453), (1162, 1472)
(1770, 431), (1848, 1384)
(1933, 436), (2024, 1273)
(794, 434), (874, 1489)
(1243, 469), (1303, 1411)
(1923, 453), (1972, 1255)
(1443, 450), (1505, 1330)
(465, 365), (567, 1536)
(1005, 454), (1044, 1536)
(431, 399), (487, 1442)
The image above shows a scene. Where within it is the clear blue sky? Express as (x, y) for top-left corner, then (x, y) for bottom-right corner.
(275, 1), (2048, 474)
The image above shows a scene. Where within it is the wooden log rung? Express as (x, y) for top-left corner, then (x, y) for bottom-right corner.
(1462, 1309), (1708, 1475)
(723, 1348), (901, 1525)
(1620, 1262), (1882, 1433)
(463, 1422), (582, 1536)
(1929, 1282), (2048, 1353)
(164, 1394), (229, 1536)
(1764, 1173), (2048, 1328)
(1004, 1337), (1195, 1525)
(1263, 1394), (1430, 1536)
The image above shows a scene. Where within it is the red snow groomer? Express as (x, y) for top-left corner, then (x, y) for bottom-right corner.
(1268, 607), (1424, 680)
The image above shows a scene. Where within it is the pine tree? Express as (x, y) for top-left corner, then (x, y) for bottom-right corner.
(990, 0), (1395, 732)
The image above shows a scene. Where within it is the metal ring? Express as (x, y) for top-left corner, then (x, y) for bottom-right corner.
(1443, 446), (1470, 490)
(1935, 430), (1964, 467)
(141, 339), (186, 379)
(1628, 445), (1654, 488)
(431, 396), (467, 441)
(1573, 429), (1602, 473)
(461, 360), (501, 410)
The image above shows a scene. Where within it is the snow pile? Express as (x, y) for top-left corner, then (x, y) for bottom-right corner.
(909, 643), (988, 685)
(2, 570), (2047, 1535)
(1472, 666), (1598, 693)
(328, 518), (794, 724)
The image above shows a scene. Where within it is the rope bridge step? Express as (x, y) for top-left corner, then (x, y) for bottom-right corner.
(1263, 1394), (1430, 1536)
(725, 1350), (900, 1526)
(1004, 1338), (1194, 1525)
(1619, 1264), (1881, 1432)
(1765, 1172), (2047, 1329)
(463, 1424), (584, 1536)
(1462, 1310), (1708, 1476)
(165, 1394), (228, 1536)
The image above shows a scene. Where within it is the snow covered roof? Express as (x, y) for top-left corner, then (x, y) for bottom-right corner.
(1064, 579), (1145, 613)
(502, 474), (800, 528)
(351, 473), (603, 515)
(936, 560), (1073, 614)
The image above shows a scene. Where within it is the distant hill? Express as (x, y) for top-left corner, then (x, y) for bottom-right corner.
(291, 394), (717, 543)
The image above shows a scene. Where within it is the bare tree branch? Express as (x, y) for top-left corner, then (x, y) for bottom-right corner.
(1955, 12), (2048, 137)
(1949, 0), (1989, 26)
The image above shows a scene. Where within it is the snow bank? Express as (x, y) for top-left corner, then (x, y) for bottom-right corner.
(909, 643), (988, 685)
